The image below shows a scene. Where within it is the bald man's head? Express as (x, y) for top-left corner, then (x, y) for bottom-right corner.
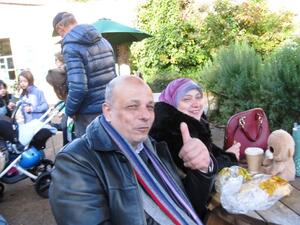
(102, 76), (155, 148)
(105, 75), (152, 105)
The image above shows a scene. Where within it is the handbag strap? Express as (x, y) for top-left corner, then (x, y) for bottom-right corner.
(237, 112), (263, 142)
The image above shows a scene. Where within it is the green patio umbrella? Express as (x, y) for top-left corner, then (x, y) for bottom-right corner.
(93, 18), (152, 45)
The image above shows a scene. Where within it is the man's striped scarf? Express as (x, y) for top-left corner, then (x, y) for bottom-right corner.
(100, 116), (202, 225)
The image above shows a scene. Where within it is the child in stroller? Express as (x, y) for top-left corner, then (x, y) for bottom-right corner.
(0, 101), (64, 198)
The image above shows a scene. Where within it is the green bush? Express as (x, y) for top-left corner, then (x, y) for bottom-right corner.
(201, 42), (264, 124)
(201, 40), (300, 132)
(260, 40), (300, 131)
(147, 71), (179, 93)
(147, 66), (203, 92)
(131, 0), (294, 87)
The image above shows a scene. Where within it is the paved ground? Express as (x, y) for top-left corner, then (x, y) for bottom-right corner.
(0, 132), (63, 225)
(0, 126), (225, 225)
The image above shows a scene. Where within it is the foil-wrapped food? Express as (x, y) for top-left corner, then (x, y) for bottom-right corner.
(215, 166), (293, 214)
(259, 176), (292, 196)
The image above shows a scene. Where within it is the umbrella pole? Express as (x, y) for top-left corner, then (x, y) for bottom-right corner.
(116, 44), (131, 75)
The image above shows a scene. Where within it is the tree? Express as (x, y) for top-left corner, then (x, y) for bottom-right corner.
(260, 40), (300, 130)
(131, 0), (295, 91)
(200, 0), (295, 58)
(131, 0), (205, 87)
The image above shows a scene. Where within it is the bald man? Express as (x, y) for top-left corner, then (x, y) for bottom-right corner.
(49, 76), (216, 225)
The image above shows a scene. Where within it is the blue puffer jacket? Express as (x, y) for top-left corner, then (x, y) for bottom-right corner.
(62, 24), (116, 116)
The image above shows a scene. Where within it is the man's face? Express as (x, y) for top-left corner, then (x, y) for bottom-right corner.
(103, 78), (155, 148)
(55, 24), (66, 38)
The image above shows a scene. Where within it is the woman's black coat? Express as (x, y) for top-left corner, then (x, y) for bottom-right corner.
(150, 102), (238, 174)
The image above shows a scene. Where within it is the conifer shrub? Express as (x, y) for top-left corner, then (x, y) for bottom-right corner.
(201, 42), (264, 124)
(260, 41), (300, 130)
(201, 40), (300, 132)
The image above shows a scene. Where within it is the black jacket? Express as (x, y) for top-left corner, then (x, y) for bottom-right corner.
(49, 116), (215, 224)
(0, 94), (12, 117)
(150, 102), (238, 173)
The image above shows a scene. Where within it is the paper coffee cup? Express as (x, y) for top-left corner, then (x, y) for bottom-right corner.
(245, 147), (264, 174)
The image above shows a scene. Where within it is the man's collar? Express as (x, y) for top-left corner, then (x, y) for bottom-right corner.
(135, 142), (144, 154)
(85, 116), (117, 151)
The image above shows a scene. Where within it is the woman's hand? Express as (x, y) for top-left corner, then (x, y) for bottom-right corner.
(7, 102), (15, 111)
(226, 142), (241, 160)
(24, 105), (33, 113)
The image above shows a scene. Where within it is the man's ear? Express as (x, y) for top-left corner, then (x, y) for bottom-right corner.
(102, 102), (112, 122)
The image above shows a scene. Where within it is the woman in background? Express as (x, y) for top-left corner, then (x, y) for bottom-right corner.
(0, 80), (15, 118)
(18, 70), (48, 123)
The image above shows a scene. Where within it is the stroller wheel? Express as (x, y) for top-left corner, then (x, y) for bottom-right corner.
(0, 183), (4, 199)
(30, 159), (54, 182)
(39, 159), (54, 171)
(35, 171), (51, 198)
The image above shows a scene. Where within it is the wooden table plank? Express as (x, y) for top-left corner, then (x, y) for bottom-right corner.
(255, 201), (300, 225)
(247, 211), (265, 221)
(290, 177), (300, 191)
(208, 207), (267, 225)
(280, 187), (300, 215)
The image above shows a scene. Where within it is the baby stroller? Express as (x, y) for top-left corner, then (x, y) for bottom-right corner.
(0, 100), (64, 198)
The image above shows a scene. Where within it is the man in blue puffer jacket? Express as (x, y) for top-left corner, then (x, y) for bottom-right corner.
(52, 12), (116, 137)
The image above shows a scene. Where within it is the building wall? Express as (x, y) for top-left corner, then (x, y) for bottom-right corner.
(1, 0), (299, 104)
(0, 0), (142, 103)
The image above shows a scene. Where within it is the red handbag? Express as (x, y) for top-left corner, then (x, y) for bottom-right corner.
(224, 108), (270, 159)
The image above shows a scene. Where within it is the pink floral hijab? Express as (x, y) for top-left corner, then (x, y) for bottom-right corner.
(159, 78), (202, 107)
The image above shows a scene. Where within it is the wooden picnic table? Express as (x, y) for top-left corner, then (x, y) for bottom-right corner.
(207, 177), (300, 225)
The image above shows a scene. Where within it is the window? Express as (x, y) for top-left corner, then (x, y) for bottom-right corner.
(0, 38), (12, 56)
(0, 38), (15, 80)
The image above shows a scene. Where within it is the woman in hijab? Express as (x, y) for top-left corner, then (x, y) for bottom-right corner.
(150, 78), (240, 174)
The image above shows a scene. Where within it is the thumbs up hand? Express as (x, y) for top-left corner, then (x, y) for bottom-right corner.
(179, 122), (210, 172)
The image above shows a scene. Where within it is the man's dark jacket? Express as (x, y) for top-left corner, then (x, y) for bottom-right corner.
(150, 102), (238, 173)
(49, 116), (215, 224)
(62, 24), (116, 116)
